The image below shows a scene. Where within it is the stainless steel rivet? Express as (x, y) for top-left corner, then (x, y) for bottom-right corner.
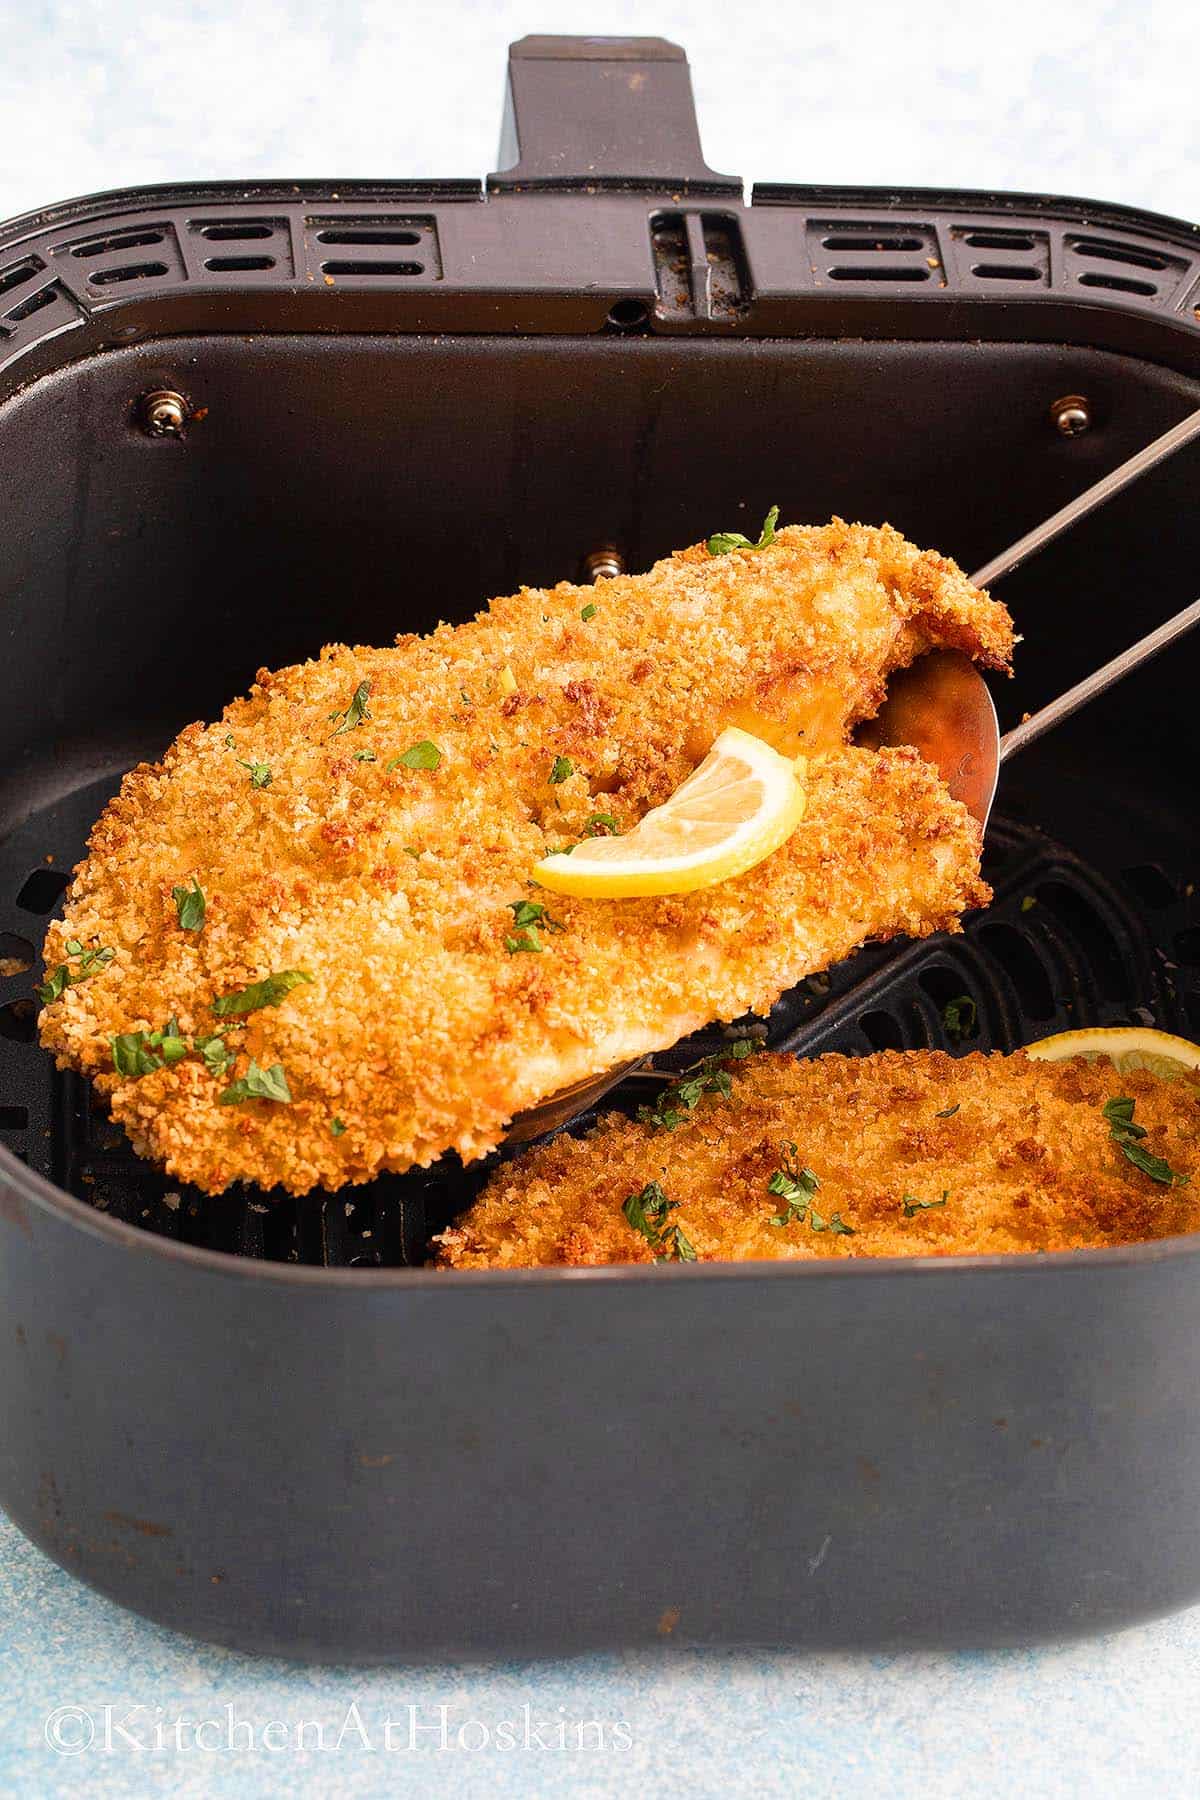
(139, 389), (189, 438)
(584, 548), (624, 582)
(1051, 394), (1091, 437)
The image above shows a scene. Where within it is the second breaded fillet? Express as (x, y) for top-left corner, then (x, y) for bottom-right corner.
(38, 520), (1011, 1195)
(436, 1052), (1200, 1267)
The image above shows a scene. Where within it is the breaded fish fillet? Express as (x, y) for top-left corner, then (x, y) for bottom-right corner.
(38, 521), (1013, 1195)
(436, 1051), (1200, 1267)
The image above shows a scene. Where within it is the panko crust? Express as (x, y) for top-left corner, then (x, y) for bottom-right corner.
(38, 521), (1011, 1195)
(436, 1052), (1200, 1267)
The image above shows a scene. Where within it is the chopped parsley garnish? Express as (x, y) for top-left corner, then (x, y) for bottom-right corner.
(549, 755), (574, 785)
(111, 1017), (201, 1079)
(37, 969), (68, 1005)
(707, 504), (780, 557)
(580, 603), (597, 621)
(1104, 1096), (1141, 1135)
(766, 1143), (856, 1234)
(212, 969), (313, 1017)
(902, 1191), (949, 1218)
(37, 939), (115, 1005)
(811, 1208), (856, 1235)
(582, 812), (619, 837)
(173, 878), (205, 932)
(219, 1060), (292, 1106)
(331, 1117), (346, 1137)
(237, 758), (273, 789)
(111, 1033), (157, 1078)
(623, 1182), (666, 1242)
(355, 749), (377, 763)
(193, 1032), (235, 1079)
(621, 1182), (697, 1262)
(935, 1103), (960, 1119)
(509, 899), (565, 930)
(637, 1038), (758, 1131)
(391, 740), (442, 772)
(943, 995), (978, 1042)
(111, 1021), (188, 1078)
(766, 1143), (820, 1227)
(327, 679), (372, 739)
(1021, 895), (1037, 913)
(505, 898), (565, 954)
(1103, 1095), (1189, 1186)
(506, 928), (542, 954)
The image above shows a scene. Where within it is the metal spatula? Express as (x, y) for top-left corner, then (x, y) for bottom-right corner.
(507, 403), (1200, 1140)
(858, 597), (1200, 828)
(862, 397), (1200, 823)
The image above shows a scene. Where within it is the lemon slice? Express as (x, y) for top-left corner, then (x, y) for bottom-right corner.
(533, 727), (806, 898)
(1025, 1026), (1200, 1084)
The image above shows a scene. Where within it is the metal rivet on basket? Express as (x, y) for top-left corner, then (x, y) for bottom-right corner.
(139, 389), (189, 438)
(1050, 394), (1091, 437)
(584, 548), (624, 582)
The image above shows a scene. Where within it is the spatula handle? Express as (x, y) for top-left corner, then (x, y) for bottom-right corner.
(999, 596), (1200, 762)
(970, 405), (1200, 591)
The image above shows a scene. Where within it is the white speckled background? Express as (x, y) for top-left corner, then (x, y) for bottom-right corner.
(1, 1), (1198, 220)
(3, 3), (1200, 1794)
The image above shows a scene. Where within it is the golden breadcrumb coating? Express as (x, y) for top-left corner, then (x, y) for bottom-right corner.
(436, 1052), (1200, 1267)
(38, 521), (1012, 1195)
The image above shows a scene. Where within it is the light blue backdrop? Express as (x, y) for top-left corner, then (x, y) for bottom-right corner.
(2, 2), (1200, 1794)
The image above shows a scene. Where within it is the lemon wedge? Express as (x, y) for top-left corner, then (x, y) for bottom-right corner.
(532, 728), (806, 899)
(1025, 1026), (1200, 1084)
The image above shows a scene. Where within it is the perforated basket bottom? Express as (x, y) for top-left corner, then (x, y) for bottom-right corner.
(1, 771), (1198, 1267)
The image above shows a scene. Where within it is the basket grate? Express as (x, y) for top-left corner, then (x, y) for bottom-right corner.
(2, 777), (1198, 1268)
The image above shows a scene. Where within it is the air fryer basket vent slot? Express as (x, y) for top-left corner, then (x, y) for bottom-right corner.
(89, 262), (170, 287)
(828, 266), (930, 282)
(196, 222), (274, 242)
(0, 260), (40, 300)
(806, 219), (943, 287)
(186, 218), (295, 278)
(947, 223), (1051, 289)
(650, 210), (748, 320)
(321, 260), (424, 277)
(1062, 233), (1189, 304)
(315, 229), (422, 246)
(0, 934), (33, 975)
(971, 263), (1043, 282)
(304, 215), (442, 280)
(0, 999), (35, 1044)
(4, 284), (56, 323)
(961, 230), (1038, 251)
(1079, 271), (1158, 297)
(204, 255), (276, 273)
(0, 278), (82, 344)
(49, 222), (188, 295)
(822, 234), (925, 252)
(16, 869), (70, 913)
(1073, 237), (1173, 273)
(651, 212), (690, 316)
(70, 229), (166, 259)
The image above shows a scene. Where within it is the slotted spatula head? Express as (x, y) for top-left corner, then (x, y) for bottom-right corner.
(856, 649), (1000, 828)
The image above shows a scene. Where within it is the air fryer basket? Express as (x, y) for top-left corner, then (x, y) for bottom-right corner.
(2, 37), (1200, 1659)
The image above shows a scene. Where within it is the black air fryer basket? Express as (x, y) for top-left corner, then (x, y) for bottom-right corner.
(3, 36), (1200, 1660)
